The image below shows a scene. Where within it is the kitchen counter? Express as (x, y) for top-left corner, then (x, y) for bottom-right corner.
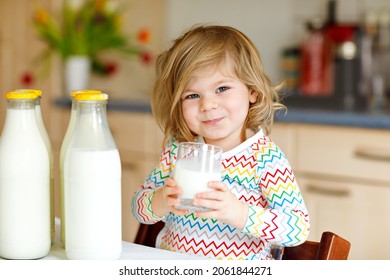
(54, 97), (152, 113)
(54, 97), (390, 130)
(274, 108), (390, 129)
(275, 91), (390, 129)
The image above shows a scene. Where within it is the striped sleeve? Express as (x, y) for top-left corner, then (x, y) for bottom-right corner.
(242, 136), (310, 246)
(131, 140), (178, 224)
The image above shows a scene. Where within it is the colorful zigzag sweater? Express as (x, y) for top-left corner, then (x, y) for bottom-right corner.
(131, 129), (310, 259)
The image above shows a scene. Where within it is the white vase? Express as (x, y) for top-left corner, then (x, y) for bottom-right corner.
(64, 56), (91, 97)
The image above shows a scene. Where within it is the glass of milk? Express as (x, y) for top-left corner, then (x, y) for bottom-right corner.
(173, 142), (222, 212)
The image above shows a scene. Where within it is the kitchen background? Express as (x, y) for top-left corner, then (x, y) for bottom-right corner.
(1, 0), (390, 260)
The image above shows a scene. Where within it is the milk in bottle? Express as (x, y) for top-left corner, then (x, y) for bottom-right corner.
(63, 91), (122, 260)
(0, 90), (51, 259)
(59, 89), (102, 248)
(14, 89), (55, 243)
(35, 90), (55, 243)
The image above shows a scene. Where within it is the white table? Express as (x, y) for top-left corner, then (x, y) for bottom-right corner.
(1, 218), (205, 260)
(43, 218), (205, 260)
(45, 240), (204, 260)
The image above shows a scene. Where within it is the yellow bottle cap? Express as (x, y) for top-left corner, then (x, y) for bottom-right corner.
(5, 89), (41, 99)
(14, 88), (42, 96)
(74, 91), (108, 101)
(71, 89), (102, 98)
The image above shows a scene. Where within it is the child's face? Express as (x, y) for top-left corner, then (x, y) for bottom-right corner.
(180, 61), (257, 151)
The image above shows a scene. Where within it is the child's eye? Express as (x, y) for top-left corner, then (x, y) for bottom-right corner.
(216, 86), (229, 93)
(183, 93), (200, 100)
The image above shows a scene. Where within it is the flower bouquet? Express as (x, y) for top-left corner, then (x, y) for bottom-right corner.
(33, 0), (152, 76)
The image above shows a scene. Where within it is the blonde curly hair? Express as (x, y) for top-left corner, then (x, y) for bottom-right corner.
(151, 24), (285, 146)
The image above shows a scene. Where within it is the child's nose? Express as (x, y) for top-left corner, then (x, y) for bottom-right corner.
(200, 96), (218, 111)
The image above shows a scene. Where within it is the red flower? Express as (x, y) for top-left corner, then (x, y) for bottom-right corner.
(140, 52), (152, 64)
(104, 62), (118, 75)
(137, 28), (151, 43)
(21, 72), (34, 86)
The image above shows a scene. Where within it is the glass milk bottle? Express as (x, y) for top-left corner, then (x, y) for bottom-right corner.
(59, 89), (102, 248)
(35, 90), (55, 243)
(0, 90), (51, 259)
(14, 89), (55, 243)
(63, 91), (122, 260)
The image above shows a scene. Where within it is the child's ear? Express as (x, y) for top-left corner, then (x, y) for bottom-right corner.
(249, 90), (258, 103)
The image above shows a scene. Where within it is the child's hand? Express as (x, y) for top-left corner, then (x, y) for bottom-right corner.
(192, 181), (249, 230)
(151, 177), (188, 217)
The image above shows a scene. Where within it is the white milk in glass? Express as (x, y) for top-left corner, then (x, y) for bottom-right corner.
(174, 158), (221, 198)
(0, 93), (50, 259)
(64, 148), (121, 260)
(173, 142), (222, 212)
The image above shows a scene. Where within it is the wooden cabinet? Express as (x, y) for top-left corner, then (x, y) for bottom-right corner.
(296, 125), (390, 183)
(270, 123), (390, 260)
(300, 176), (390, 260)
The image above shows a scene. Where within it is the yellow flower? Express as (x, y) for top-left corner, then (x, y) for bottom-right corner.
(94, 0), (106, 12)
(34, 8), (49, 25)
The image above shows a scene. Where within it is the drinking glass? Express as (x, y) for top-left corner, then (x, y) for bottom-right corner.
(173, 142), (222, 212)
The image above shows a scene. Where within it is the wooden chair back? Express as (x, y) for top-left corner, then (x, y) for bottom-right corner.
(134, 221), (165, 248)
(134, 222), (351, 260)
(283, 231), (351, 260)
